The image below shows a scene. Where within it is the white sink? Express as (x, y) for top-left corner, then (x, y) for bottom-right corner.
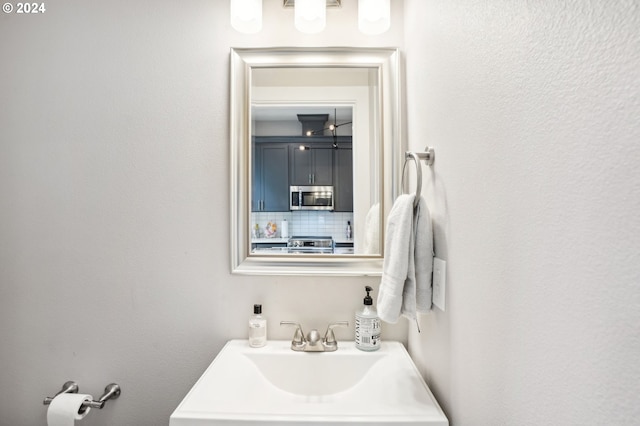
(245, 347), (385, 396)
(170, 340), (448, 426)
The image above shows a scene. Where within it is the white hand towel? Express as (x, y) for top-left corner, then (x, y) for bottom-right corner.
(377, 194), (415, 323)
(377, 194), (433, 323)
(412, 196), (433, 314)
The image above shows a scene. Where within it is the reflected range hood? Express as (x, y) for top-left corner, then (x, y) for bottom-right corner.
(297, 114), (329, 136)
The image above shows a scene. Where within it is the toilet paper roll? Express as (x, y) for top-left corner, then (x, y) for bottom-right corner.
(47, 393), (93, 426)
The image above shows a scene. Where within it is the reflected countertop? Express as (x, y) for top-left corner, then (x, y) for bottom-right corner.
(333, 239), (354, 245)
(251, 238), (289, 244)
(252, 238), (354, 246)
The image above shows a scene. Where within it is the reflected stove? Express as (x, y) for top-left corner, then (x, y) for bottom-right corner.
(287, 236), (334, 254)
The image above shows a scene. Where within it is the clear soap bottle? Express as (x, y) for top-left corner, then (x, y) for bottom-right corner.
(355, 286), (381, 351)
(248, 304), (267, 348)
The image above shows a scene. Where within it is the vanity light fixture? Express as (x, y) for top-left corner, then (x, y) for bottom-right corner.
(358, 0), (390, 35)
(230, 0), (262, 34)
(230, 0), (389, 35)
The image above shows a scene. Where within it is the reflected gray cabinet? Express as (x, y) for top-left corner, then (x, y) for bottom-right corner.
(252, 137), (352, 212)
(333, 143), (353, 212)
(289, 144), (333, 186)
(252, 142), (289, 212)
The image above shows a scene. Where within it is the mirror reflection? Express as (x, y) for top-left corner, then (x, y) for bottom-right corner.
(250, 68), (381, 256)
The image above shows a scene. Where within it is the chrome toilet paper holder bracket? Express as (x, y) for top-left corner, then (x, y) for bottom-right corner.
(43, 381), (121, 412)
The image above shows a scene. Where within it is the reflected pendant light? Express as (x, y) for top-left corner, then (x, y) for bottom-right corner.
(358, 0), (390, 35)
(295, 0), (327, 34)
(230, 0), (262, 34)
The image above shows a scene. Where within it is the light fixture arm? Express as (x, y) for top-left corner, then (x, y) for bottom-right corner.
(306, 109), (352, 143)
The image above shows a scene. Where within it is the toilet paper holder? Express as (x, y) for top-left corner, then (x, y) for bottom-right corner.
(43, 381), (121, 412)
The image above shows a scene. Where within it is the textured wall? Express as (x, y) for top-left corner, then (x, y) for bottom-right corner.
(404, 1), (640, 425)
(0, 1), (406, 425)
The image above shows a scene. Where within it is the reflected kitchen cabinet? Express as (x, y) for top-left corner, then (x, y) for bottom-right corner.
(252, 142), (289, 212)
(333, 143), (353, 212)
(289, 143), (333, 186)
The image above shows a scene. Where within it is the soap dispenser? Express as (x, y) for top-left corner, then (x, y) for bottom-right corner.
(355, 286), (381, 351)
(248, 304), (267, 348)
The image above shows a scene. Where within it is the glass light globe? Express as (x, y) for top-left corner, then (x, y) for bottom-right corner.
(230, 0), (262, 34)
(358, 0), (390, 35)
(295, 0), (326, 34)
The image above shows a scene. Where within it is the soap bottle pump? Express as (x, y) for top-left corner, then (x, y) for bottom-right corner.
(355, 286), (381, 351)
(346, 221), (352, 239)
(248, 304), (267, 348)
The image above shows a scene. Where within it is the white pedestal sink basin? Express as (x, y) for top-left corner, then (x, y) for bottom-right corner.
(170, 340), (448, 425)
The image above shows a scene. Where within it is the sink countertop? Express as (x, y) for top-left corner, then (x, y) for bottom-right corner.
(170, 339), (448, 426)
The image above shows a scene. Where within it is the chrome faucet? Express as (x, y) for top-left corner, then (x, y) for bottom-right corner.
(281, 321), (349, 352)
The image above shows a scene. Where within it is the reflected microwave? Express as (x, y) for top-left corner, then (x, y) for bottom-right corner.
(290, 186), (334, 211)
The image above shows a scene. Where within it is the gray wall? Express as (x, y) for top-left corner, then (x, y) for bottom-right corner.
(0, 1), (406, 425)
(404, 1), (640, 425)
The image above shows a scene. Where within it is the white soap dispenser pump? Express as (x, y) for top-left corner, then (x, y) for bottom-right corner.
(355, 286), (381, 351)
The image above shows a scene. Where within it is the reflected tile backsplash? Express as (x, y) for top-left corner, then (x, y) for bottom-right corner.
(251, 211), (354, 241)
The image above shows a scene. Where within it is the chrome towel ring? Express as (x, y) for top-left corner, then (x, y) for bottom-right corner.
(401, 146), (435, 209)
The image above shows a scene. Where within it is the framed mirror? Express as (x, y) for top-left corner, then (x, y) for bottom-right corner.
(230, 47), (402, 275)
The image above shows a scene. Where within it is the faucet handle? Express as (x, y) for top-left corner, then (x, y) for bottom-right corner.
(323, 321), (349, 348)
(280, 321), (306, 349)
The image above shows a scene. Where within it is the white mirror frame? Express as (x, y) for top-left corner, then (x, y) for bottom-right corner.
(230, 47), (402, 276)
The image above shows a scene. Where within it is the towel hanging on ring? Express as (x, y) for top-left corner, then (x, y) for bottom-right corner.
(376, 193), (433, 324)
